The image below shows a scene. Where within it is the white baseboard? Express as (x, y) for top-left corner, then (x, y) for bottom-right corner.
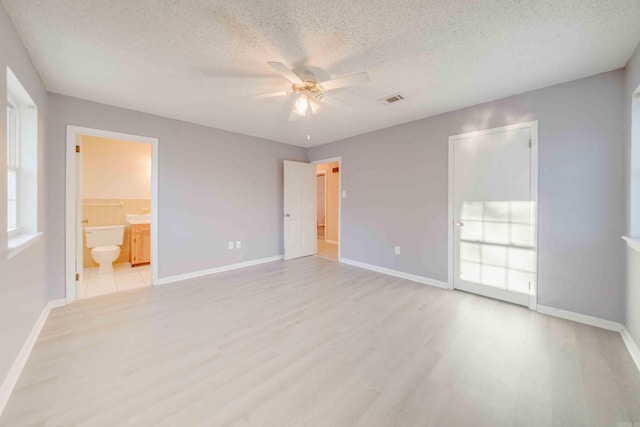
(535, 305), (640, 372)
(536, 305), (623, 332)
(157, 255), (284, 285)
(325, 240), (338, 245)
(49, 298), (67, 309)
(340, 258), (449, 289)
(0, 298), (66, 416)
(621, 327), (640, 373)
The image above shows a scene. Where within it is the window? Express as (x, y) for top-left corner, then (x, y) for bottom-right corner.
(7, 100), (19, 232)
(6, 66), (39, 256)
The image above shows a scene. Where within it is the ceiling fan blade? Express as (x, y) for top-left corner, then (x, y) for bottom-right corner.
(247, 90), (292, 99)
(321, 94), (352, 113)
(320, 72), (370, 91)
(268, 62), (303, 84)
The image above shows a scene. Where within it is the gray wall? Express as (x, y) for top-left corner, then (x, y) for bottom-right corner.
(309, 70), (627, 323)
(47, 94), (306, 298)
(0, 4), (50, 386)
(625, 41), (640, 344)
(627, 248), (640, 343)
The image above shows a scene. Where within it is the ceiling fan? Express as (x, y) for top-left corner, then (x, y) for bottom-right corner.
(250, 62), (370, 124)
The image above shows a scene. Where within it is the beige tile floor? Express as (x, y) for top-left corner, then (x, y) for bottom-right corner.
(316, 239), (338, 261)
(79, 263), (151, 299)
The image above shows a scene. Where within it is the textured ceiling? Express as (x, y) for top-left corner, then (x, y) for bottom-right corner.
(3, 0), (640, 147)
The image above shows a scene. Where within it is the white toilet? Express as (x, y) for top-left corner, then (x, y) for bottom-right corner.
(85, 225), (125, 274)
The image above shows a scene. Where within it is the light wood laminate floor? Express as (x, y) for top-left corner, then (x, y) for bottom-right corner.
(2, 257), (639, 426)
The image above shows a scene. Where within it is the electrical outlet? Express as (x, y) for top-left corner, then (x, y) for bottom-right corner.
(228, 241), (234, 250)
(394, 246), (401, 255)
(236, 241), (242, 249)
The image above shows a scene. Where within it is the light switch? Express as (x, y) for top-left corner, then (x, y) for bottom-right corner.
(228, 241), (234, 250)
(236, 241), (242, 249)
(342, 190), (347, 198)
(394, 246), (401, 255)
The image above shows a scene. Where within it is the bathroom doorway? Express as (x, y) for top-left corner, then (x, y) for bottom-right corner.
(313, 159), (340, 261)
(65, 126), (159, 302)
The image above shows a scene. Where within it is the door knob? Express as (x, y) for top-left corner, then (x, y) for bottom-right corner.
(285, 213), (291, 217)
(455, 220), (464, 227)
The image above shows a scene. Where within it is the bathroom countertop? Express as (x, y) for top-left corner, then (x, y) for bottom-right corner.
(125, 214), (150, 225)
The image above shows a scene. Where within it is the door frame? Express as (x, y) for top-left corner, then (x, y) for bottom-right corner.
(447, 121), (538, 309)
(65, 125), (159, 303)
(316, 169), (327, 239)
(311, 157), (342, 261)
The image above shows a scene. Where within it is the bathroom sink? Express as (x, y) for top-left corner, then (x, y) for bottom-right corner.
(125, 214), (151, 224)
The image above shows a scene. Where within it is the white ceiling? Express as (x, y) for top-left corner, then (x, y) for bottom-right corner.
(3, 0), (640, 147)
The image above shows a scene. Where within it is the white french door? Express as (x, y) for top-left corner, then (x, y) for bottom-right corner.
(284, 160), (316, 260)
(450, 122), (538, 307)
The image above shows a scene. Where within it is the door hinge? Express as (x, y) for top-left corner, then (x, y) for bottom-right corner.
(75, 273), (80, 281)
(528, 139), (532, 148)
(528, 281), (531, 290)
(75, 145), (80, 153)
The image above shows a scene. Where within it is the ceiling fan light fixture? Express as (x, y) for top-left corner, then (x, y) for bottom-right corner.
(251, 62), (369, 133)
(294, 95), (309, 116)
(309, 98), (321, 114)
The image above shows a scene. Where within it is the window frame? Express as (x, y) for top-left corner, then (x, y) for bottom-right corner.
(6, 66), (40, 259)
(6, 95), (20, 236)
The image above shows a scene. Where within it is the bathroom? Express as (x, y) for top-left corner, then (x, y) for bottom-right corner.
(79, 135), (152, 299)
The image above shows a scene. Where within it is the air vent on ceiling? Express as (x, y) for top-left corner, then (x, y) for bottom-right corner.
(378, 93), (406, 105)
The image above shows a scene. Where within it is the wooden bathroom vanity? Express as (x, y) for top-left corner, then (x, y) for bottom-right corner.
(129, 223), (150, 266)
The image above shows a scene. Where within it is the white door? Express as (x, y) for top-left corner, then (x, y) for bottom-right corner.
(451, 125), (537, 307)
(284, 160), (316, 260)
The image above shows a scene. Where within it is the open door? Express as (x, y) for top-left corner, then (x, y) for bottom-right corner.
(284, 160), (316, 260)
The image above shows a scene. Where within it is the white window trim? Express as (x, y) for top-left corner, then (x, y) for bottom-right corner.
(7, 96), (20, 236)
(6, 66), (39, 258)
(622, 236), (640, 253)
(7, 231), (42, 260)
